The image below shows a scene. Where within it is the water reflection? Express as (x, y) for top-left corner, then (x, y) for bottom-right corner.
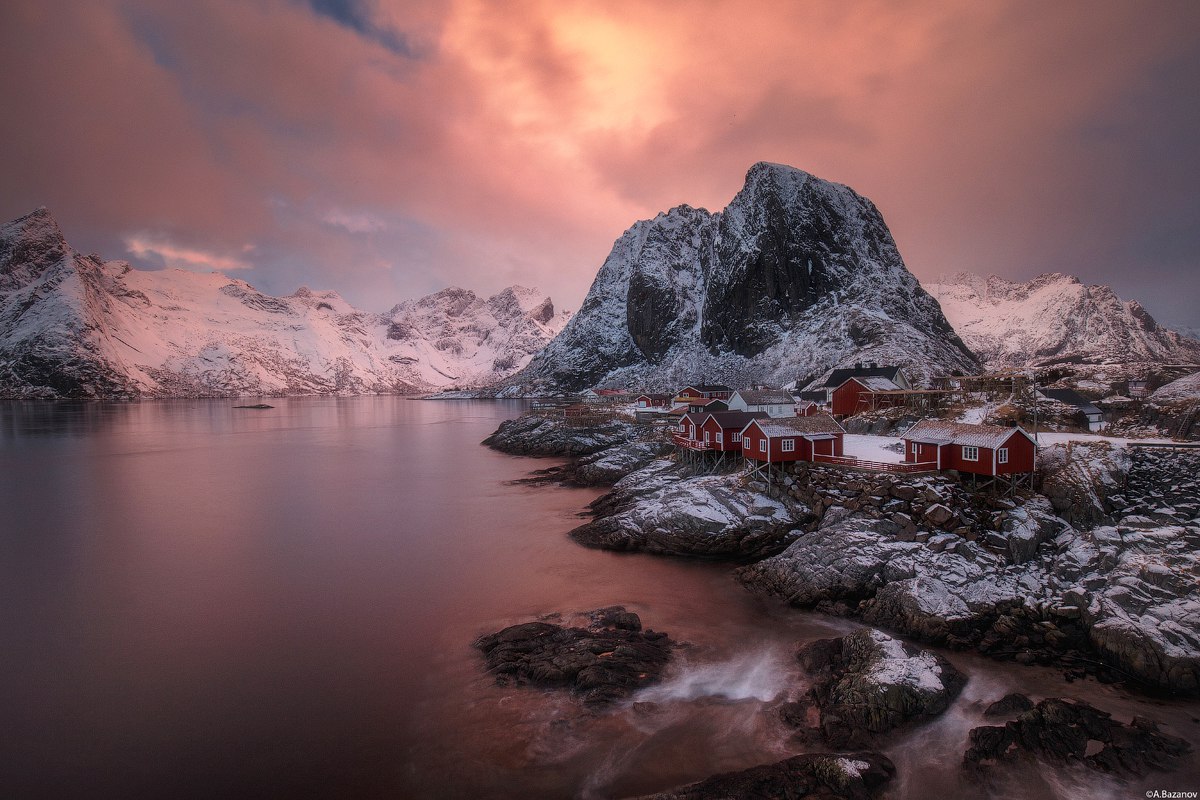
(0, 397), (1197, 799)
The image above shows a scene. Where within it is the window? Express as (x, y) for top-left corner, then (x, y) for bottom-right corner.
(716, 432), (723, 444)
(962, 445), (979, 461)
(781, 438), (795, 452)
(911, 442), (918, 455)
(759, 439), (766, 453)
(732, 432), (741, 443)
(998, 448), (1009, 464)
(703, 431), (710, 444)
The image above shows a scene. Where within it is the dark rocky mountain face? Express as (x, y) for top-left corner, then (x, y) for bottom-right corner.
(507, 162), (978, 393)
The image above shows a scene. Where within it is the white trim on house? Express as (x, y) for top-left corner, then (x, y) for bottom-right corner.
(963, 445), (979, 462)
(998, 448), (1008, 464)
(781, 438), (795, 452)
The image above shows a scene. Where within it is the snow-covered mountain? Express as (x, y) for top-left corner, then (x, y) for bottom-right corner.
(926, 272), (1200, 371)
(503, 162), (979, 394)
(0, 208), (568, 398)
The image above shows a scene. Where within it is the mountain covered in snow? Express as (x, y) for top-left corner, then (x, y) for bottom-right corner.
(503, 162), (979, 394)
(0, 208), (568, 398)
(926, 272), (1200, 371)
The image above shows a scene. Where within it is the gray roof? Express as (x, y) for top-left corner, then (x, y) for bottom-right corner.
(703, 411), (767, 430)
(1038, 388), (1101, 414)
(734, 389), (795, 405)
(850, 376), (901, 392)
(822, 365), (903, 388)
(747, 413), (845, 438)
(902, 419), (1034, 449)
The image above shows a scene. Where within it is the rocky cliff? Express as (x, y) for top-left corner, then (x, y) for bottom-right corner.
(504, 162), (979, 393)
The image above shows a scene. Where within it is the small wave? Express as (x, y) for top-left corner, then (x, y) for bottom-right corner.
(638, 647), (793, 703)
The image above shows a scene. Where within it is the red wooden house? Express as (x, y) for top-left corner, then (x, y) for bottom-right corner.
(676, 384), (735, 402)
(687, 398), (729, 414)
(636, 393), (671, 408)
(795, 400), (819, 416)
(697, 411), (767, 453)
(831, 376), (903, 417)
(741, 413), (846, 464)
(901, 420), (1036, 477)
(674, 412), (708, 449)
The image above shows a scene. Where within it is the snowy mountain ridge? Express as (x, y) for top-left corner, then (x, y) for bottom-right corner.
(0, 208), (568, 399)
(503, 162), (979, 394)
(926, 272), (1200, 371)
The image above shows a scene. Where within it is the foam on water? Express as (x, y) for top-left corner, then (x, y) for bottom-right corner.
(637, 645), (795, 703)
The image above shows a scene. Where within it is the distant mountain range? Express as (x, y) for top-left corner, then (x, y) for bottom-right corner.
(4, 164), (1198, 400)
(502, 162), (979, 394)
(0, 208), (567, 399)
(926, 272), (1200, 371)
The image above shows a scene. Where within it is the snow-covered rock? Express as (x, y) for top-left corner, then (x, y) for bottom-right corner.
(791, 628), (965, 747)
(0, 208), (568, 398)
(569, 466), (798, 558)
(505, 162), (978, 394)
(927, 272), (1200, 370)
(1149, 371), (1200, 403)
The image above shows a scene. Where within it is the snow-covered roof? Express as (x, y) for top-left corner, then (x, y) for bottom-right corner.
(734, 389), (795, 405)
(822, 365), (902, 388)
(747, 413), (844, 438)
(847, 376), (901, 392)
(902, 419), (1034, 449)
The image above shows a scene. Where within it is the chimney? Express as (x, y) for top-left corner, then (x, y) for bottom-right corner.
(855, 362), (863, 369)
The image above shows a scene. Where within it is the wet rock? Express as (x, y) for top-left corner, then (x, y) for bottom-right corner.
(964, 698), (1190, 778)
(638, 751), (895, 800)
(923, 503), (954, 527)
(984, 693), (1034, 717)
(483, 413), (641, 458)
(473, 606), (671, 704)
(788, 629), (966, 747)
(570, 465), (800, 558)
(574, 439), (673, 485)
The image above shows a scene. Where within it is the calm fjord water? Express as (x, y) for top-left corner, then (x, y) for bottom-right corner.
(1, 398), (1196, 799)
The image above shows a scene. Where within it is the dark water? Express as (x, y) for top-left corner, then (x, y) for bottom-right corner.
(1, 398), (1197, 799)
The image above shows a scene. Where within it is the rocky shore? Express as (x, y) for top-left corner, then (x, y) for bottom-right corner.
(480, 412), (1199, 792)
(483, 412), (672, 486)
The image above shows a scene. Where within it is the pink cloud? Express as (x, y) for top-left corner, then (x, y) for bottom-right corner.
(1, 0), (1198, 324)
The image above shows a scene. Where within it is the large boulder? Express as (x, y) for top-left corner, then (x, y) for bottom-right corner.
(964, 697), (1190, 778)
(482, 413), (641, 457)
(473, 607), (672, 705)
(787, 629), (965, 747)
(570, 468), (798, 558)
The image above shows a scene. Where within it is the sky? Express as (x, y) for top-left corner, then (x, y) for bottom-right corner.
(2, 0), (1198, 328)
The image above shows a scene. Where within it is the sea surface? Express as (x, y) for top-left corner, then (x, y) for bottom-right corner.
(1, 397), (1196, 798)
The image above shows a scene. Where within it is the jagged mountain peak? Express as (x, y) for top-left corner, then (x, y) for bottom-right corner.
(0, 209), (571, 398)
(506, 163), (978, 393)
(1, 207), (70, 292)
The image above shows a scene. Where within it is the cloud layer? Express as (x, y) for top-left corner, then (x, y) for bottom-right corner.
(2, 0), (1198, 326)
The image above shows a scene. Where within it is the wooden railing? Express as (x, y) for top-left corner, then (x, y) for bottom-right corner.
(812, 453), (938, 473)
(672, 434), (712, 451)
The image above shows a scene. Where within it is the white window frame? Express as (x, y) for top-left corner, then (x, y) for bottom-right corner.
(781, 438), (795, 452)
(732, 431), (741, 443)
(962, 445), (979, 462)
(759, 439), (766, 453)
(715, 432), (723, 444)
(997, 447), (1009, 464)
(911, 442), (918, 456)
(703, 431), (710, 444)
